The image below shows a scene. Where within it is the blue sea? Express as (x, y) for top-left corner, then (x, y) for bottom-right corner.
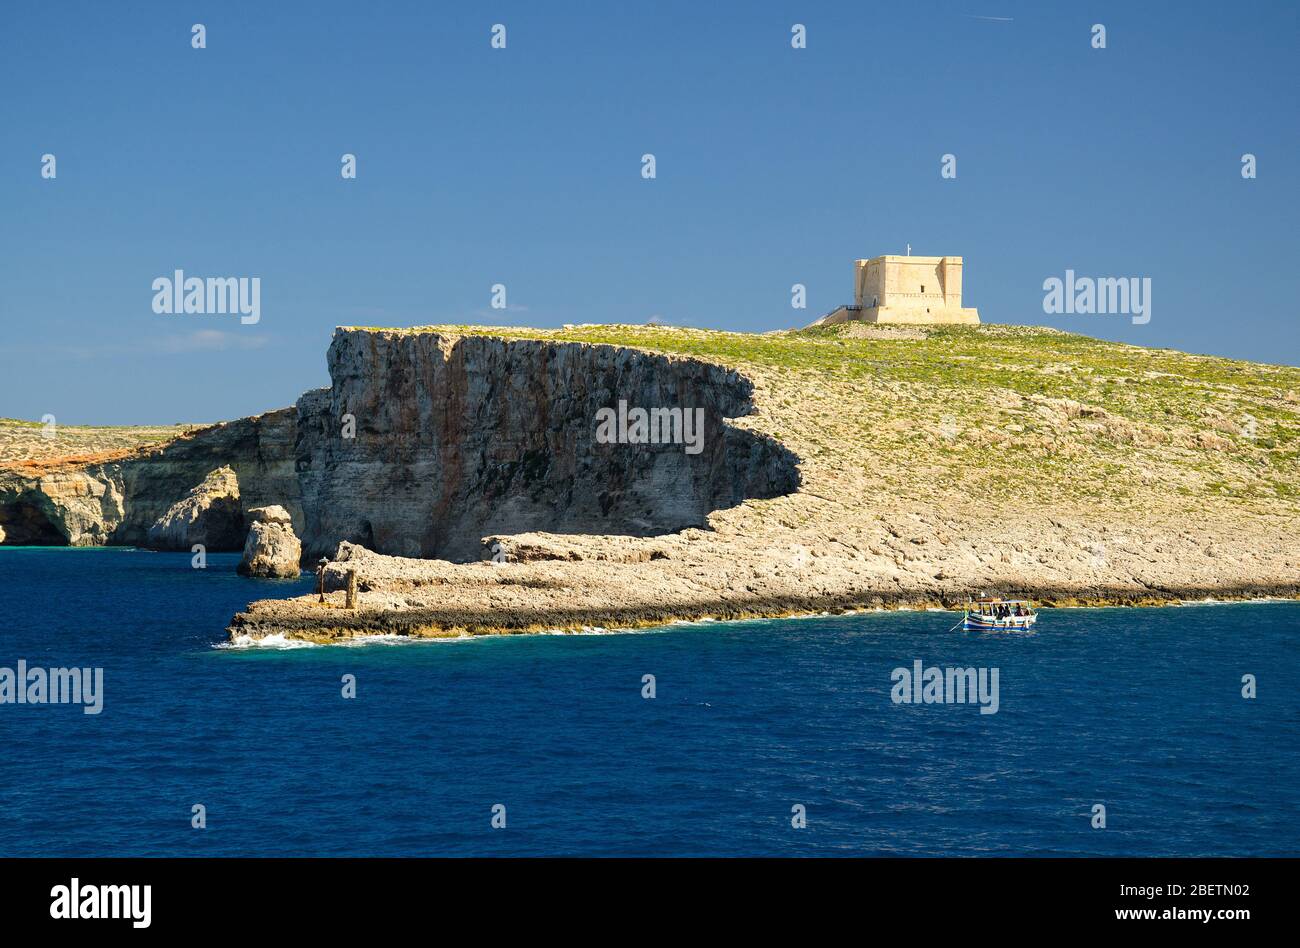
(0, 546), (1296, 857)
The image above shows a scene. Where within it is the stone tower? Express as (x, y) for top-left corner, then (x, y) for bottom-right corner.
(811, 255), (980, 327)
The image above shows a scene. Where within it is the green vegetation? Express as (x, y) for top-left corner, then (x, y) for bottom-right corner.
(376, 322), (1299, 509)
(0, 418), (191, 466)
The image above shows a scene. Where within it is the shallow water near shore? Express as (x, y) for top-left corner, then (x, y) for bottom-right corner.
(1, 546), (1297, 856)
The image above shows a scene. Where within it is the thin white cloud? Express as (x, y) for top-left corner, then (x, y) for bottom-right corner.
(153, 329), (269, 354)
(53, 330), (270, 360)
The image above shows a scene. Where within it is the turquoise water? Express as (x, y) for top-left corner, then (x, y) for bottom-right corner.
(0, 546), (1296, 856)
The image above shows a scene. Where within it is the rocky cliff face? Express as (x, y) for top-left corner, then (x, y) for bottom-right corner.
(0, 330), (800, 563)
(238, 505), (303, 577)
(292, 330), (799, 561)
(0, 408), (301, 547)
(145, 465), (245, 551)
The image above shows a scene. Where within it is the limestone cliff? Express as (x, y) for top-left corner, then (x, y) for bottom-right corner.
(238, 506), (303, 578)
(0, 329), (799, 565)
(0, 408), (300, 547)
(145, 465), (245, 551)
(292, 330), (798, 561)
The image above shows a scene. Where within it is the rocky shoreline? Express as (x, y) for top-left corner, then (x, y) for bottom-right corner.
(226, 533), (1300, 644)
(230, 573), (1300, 646)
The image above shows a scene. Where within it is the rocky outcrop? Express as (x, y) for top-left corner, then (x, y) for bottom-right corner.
(111, 409), (300, 546)
(228, 530), (1300, 644)
(237, 505), (302, 578)
(0, 407), (300, 547)
(0, 468), (123, 546)
(292, 330), (799, 561)
(1, 330), (795, 564)
(146, 466), (245, 551)
(248, 504), (293, 526)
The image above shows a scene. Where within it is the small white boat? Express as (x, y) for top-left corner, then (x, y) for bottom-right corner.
(962, 598), (1037, 632)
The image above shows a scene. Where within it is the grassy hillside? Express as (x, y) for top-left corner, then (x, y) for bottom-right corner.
(379, 322), (1300, 513)
(0, 418), (190, 467)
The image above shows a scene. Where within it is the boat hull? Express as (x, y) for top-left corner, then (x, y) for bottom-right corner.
(963, 614), (1037, 632)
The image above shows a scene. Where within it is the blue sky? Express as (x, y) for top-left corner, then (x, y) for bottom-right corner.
(3, 1), (1297, 423)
